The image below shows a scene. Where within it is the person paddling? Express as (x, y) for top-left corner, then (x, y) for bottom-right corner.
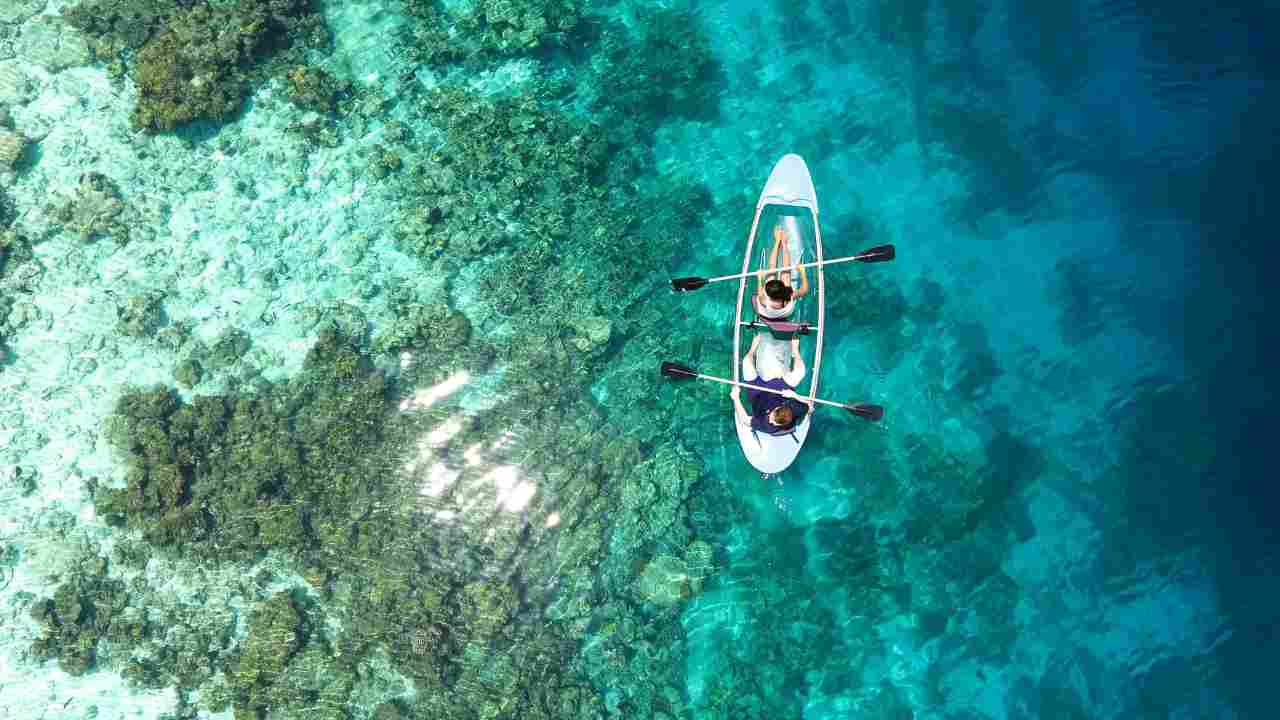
(730, 336), (812, 437)
(752, 224), (810, 321)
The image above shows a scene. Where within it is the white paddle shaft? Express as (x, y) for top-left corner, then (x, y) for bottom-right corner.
(693, 370), (851, 410)
(705, 252), (868, 286)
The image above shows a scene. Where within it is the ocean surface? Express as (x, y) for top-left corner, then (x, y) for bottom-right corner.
(1, 0), (1277, 718)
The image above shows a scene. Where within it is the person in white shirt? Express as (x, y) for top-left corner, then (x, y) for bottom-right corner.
(751, 223), (810, 321)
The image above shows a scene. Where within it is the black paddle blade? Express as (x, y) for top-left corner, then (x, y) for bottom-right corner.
(671, 276), (708, 292)
(661, 361), (698, 379)
(851, 403), (885, 422)
(857, 244), (896, 263)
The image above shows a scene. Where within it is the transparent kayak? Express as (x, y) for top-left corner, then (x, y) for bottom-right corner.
(732, 154), (825, 474)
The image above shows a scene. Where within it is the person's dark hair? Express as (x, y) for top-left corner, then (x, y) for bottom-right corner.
(770, 405), (795, 427)
(764, 279), (793, 302)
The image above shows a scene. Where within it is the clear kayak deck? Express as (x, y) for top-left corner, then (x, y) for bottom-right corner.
(732, 155), (825, 475)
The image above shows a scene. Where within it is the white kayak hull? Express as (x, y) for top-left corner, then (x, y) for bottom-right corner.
(732, 154), (826, 474)
(735, 409), (814, 474)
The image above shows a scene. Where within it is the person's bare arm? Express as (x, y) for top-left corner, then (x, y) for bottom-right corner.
(774, 225), (810, 298)
(757, 228), (785, 299)
(778, 238), (788, 288)
(730, 387), (752, 427)
(769, 227), (784, 273)
(794, 261), (810, 298)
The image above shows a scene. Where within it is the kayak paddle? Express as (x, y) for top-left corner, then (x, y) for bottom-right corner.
(671, 244), (896, 292)
(661, 361), (884, 422)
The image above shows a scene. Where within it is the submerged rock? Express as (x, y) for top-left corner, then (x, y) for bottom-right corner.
(637, 554), (690, 607)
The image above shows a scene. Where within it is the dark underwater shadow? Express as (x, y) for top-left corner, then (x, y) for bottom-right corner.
(1060, 2), (1280, 714)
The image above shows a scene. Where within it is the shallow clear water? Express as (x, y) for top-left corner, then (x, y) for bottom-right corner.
(1, 0), (1278, 718)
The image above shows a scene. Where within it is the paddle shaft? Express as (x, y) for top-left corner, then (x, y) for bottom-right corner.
(701, 252), (873, 286)
(686, 369), (853, 411)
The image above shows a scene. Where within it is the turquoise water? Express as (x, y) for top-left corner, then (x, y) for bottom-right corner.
(1, 0), (1277, 718)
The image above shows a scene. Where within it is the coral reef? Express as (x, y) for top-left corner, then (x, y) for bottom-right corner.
(1052, 256), (1116, 346)
(616, 444), (703, 548)
(397, 85), (610, 261)
(371, 300), (475, 368)
(173, 356), (204, 389)
(566, 314), (610, 354)
(822, 251), (912, 363)
(400, 0), (579, 64)
(206, 327), (254, 371)
(368, 145), (404, 180)
(86, 321), (617, 717)
(456, 579), (518, 642)
(0, 233), (29, 280)
(130, 3), (271, 131)
(924, 88), (1044, 219)
(64, 0), (330, 130)
(227, 591), (322, 716)
(898, 431), (988, 545)
(0, 225), (35, 368)
(28, 552), (128, 676)
(285, 64), (347, 113)
(48, 172), (131, 243)
(115, 291), (168, 338)
(25, 534), (281, 712)
(923, 319), (1001, 400)
(0, 127), (24, 169)
(389, 82), (713, 449)
(61, 0), (175, 61)
(97, 325), (391, 551)
(472, 0), (579, 52)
